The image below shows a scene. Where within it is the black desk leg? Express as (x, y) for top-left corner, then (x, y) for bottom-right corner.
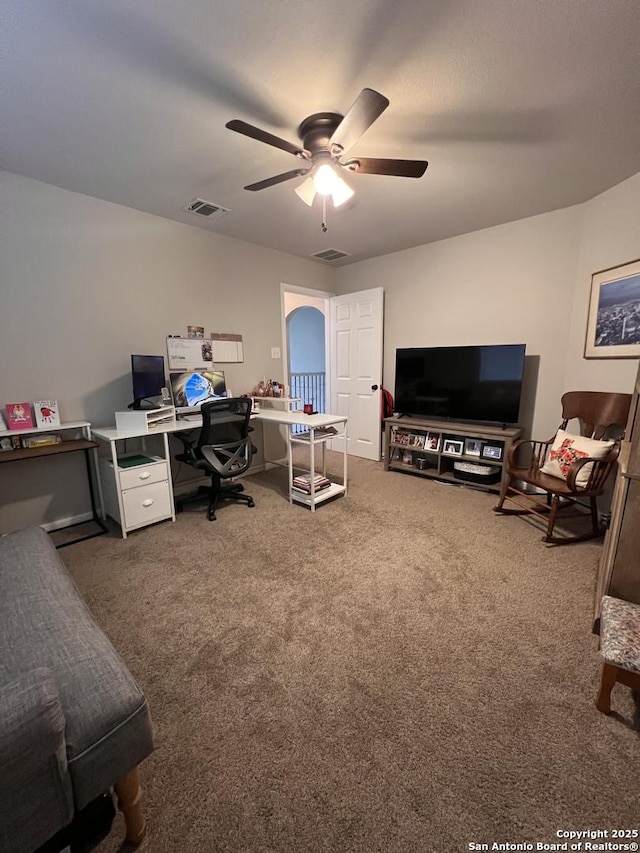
(55, 449), (108, 548)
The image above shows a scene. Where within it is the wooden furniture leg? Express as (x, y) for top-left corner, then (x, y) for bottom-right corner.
(595, 662), (619, 713)
(114, 766), (146, 845)
(596, 662), (640, 714)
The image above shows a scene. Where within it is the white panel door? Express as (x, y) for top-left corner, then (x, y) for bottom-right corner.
(329, 288), (384, 460)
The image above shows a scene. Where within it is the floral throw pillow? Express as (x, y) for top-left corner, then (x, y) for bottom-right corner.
(539, 428), (614, 487)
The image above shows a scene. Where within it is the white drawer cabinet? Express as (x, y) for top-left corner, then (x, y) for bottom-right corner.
(119, 459), (168, 490)
(122, 480), (173, 529)
(99, 454), (175, 537)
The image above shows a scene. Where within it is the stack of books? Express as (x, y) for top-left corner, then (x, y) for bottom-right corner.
(292, 473), (331, 494)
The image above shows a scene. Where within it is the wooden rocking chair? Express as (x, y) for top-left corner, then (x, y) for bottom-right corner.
(493, 391), (631, 544)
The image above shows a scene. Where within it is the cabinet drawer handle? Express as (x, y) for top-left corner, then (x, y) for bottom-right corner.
(138, 471), (151, 480)
(142, 499), (154, 507)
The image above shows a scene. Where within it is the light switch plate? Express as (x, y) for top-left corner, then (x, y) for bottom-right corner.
(271, 347), (281, 359)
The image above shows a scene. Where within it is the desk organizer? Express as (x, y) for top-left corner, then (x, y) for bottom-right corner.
(114, 406), (175, 432)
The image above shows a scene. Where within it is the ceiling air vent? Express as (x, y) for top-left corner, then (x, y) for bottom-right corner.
(182, 198), (230, 218)
(311, 248), (351, 262)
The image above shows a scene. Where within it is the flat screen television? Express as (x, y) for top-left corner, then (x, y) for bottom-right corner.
(394, 344), (526, 426)
(169, 369), (228, 414)
(130, 354), (166, 409)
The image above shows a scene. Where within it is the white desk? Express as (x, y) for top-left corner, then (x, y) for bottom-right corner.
(92, 410), (348, 536)
(255, 410), (348, 510)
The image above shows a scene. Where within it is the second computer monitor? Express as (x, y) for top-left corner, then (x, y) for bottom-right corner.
(169, 369), (228, 413)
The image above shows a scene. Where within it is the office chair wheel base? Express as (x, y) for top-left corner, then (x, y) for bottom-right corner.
(247, 498), (255, 508)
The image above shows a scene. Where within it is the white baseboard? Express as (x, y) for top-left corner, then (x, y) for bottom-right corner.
(40, 511), (94, 532)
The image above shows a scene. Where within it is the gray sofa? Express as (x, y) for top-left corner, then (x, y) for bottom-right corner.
(0, 526), (154, 853)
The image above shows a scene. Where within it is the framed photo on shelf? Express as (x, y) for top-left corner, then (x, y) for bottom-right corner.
(442, 439), (464, 456)
(584, 258), (640, 358)
(401, 450), (413, 465)
(409, 432), (425, 448)
(425, 432), (441, 452)
(393, 428), (410, 445)
(464, 438), (482, 457)
(481, 442), (504, 462)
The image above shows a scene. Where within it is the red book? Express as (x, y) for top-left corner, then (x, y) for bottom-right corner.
(5, 402), (34, 431)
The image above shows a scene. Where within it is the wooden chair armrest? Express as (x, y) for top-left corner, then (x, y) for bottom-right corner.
(565, 444), (621, 490)
(506, 436), (555, 469)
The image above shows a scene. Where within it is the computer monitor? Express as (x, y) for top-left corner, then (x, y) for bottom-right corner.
(131, 354), (166, 409)
(169, 369), (228, 413)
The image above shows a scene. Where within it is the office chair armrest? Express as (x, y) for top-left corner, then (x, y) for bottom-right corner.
(173, 432), (198, 465)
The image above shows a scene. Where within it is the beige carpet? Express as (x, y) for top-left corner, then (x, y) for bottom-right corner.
(62, 453), (639, 853)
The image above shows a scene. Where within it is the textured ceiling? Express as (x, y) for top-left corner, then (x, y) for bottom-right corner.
(2, 1), (640, 265)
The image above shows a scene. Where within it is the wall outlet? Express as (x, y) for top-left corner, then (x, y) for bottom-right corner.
(271, 347), (281, 359)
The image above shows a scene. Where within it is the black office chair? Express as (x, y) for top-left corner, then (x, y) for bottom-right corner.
(174, 398), (256, 521)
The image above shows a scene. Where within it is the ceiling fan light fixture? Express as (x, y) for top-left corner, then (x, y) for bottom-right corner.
(309, 163), (354, 208)
(294, 176), (316, 207)
(330, 174), (354, 208)
(313, 163), (339, 196)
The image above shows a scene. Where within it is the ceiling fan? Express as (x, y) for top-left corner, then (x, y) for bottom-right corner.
(225, 88), (428, 210)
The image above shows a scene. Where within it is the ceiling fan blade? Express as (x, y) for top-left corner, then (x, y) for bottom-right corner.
(226, 119), (309, 158)
(245, 168), (310, 191)
(329, 88), (390, 155)
(341, 157), (428, 178)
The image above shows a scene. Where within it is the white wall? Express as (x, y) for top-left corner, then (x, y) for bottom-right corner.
(336, 170), (640, 439)
(336, 205), (583, 438)
(0, 172), (333, 532)
(564, 171), (640, 393)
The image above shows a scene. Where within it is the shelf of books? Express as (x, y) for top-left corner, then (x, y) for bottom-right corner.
(383, 417), (522, 493)
(290, 473), (345, 508)
(288, 421), (347, 510)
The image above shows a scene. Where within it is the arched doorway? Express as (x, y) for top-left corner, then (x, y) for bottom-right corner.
(286, 305), (326, 415)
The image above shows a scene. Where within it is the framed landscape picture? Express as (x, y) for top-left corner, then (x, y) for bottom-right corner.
(584, 258), (640, 358)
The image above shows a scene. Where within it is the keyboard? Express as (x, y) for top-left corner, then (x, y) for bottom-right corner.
(179, 415), (201, 423)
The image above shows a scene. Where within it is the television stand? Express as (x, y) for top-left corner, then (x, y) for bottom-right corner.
(383, 416), (522, 493)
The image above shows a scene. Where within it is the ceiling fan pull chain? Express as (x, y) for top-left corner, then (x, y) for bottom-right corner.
(321, 195), (328, 233)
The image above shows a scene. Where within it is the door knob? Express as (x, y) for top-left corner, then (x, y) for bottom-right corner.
(371, 384), (379, 391)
